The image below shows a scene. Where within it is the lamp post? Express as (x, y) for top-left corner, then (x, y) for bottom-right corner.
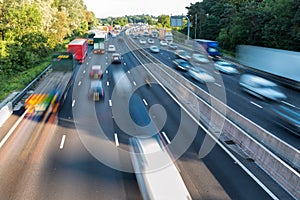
(183, 15), (190, 40)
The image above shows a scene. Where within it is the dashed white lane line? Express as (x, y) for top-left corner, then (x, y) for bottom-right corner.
(89, 57), (91, 59)
(60, 135), (66, 149)
(105, 62), (108, 65)
(114, 133), (119, 147)
(105, 57), (108, 59)
(72, 100), (76, 107)
(83, 70), (86, 74)
(106, 70), (108, 74)
(86, 62), (89, 65)
(168, 57), (171, 59)
(250, 101), (263, 108)
(0, 110), (28, 149)
(78, 81), (81, 86)
(162, 131), (171, 144)
(133, 81), (136, 86)
(109, 100), (112, 107)
(214, 82), (222, 87)
(143, 99), (148, 106)
(128, 71), (131, 74)
(281, 101), (296, 108)
(107, 81), (109, 86)
(124, 62), (127, 66)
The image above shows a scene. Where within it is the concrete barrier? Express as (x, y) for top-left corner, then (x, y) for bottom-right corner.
(126, 38), (300, 199)
(0, 102), (13, 127)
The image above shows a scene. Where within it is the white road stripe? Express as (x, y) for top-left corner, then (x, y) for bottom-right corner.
(86, 62), (89, 65)
(133, 81), (136, 86)
(124, 63), (127, 66)
(72, 100), (76, 107)
(0, 110), (28, 149)
(107, 81), (109, 86)
(78, 81), (81, 86)
(214, 82), (222, 87)
(89, 57), (91, 59)
(105, 57), (108, 59)
(83, 70), (86, 74)
(109, 100), (112, 107)
(162, 132), (171, 144)
(59, 135), (66, 149)
(143, 99), (148, 106)
(106, 70), (108, 74)
(168, 57), (171, 59)
(250, 101), (263, 108)
(114, 133), (119, 147)
(281, 101), (296, 108)
(128, 71), (131, 74)
(105, 62), (108, 65)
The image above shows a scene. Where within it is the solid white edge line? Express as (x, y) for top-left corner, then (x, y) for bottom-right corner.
(126, 39), (279, 200)
(281, 101), (296, 108)
(60, 135), (66, 149)
(162, 131), (171, 144)
(142, 99), (148, 106)
(0, 109), (28, 149)
(250, 101), (263, 108)
(72, 100), (76, 107)
(109, 100), (112, 107)
(114, 133), (119, 146)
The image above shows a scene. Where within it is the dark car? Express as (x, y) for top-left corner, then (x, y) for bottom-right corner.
(173, 59), (192, 70)
(88, 80), (104, 101)
(111, 53), (122, 63)
(270, 104), (300, 136)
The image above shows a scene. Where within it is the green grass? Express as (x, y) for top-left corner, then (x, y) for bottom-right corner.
(0, 57), (51, 102)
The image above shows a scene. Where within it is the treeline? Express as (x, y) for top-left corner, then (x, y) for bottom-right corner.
(185, 0), (300, 52)
(0, 0), (98, 76)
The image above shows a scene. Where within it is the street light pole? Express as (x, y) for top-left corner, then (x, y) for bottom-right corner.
(183, 15), (190, 40)
(194, 14), (197, 39)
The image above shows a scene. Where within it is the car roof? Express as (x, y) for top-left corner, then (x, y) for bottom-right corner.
(92, 65), (101, 70)
(90, 80), (102, 88)
(241, 74), (277, 86)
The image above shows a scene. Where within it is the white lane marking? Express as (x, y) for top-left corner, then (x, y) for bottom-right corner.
(107, 81), (109, 86)
(114, 133), (119, 147)
(124, 62), (127, 66)
(250, 101), (263, 108)
(133, 81), (136, 86)
(105, 62), (108, 65)
(89, 57), (91, 59)
(0, 110), (28, 149)
(109, 100), (112, 107)
(214, 83), (222, 87)
(78, 81), (81, 86)
(86, 62), (89, 65)
(281, 101), (296, 108)
(83, 70), (86, 74)
(105, 57), (108, 59)
(106, 70), (108, 74)
(162, 132), (171, 144)
(128, 71), (131, 74)
(72, 100), (76, 107)
(60, 135), (66, 149)
(168, 57), (171, 59)
(143, 99), (148, 106)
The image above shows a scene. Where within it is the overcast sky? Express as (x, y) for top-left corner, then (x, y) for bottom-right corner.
(83, 0), (200, 18)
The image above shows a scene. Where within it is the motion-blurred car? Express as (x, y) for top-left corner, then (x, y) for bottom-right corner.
(149, 45), (160, 53)
(147, 38), (154, 44)
(173, 59), (192, 70)
(89, 65), (103, 79)
(168, 43), (178, 50)
(214, 61), (239, 74)
(239, 74), (287, 101)
(88, 80), (104, 101)
(175, 50), (191, 60)
(111, 53), (122, 63)
(270, 104), (300, 136)
(187, 67), (215, 83)
(191, 53), (210, 63)
(139, 39), (146, 44)
(160, 40), (168, 46)
(108, 45), (116, 52)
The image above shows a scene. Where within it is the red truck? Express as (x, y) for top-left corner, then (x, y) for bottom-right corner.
(67, 38), (88, 63)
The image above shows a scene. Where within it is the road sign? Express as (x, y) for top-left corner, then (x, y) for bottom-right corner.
(170, 16), (183, 27)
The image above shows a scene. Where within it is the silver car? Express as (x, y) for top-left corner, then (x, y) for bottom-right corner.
(214, 61), (239, 74)
(187, 67), (215, 83)
(239, 74), (287, 101)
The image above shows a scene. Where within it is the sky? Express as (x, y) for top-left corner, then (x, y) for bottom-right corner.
(83, 0), (200, 18)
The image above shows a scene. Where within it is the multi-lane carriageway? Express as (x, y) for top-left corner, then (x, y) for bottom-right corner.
(0, 33), (296, 199)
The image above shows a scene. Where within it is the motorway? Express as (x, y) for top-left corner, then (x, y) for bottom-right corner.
(0, 33), (295, 199)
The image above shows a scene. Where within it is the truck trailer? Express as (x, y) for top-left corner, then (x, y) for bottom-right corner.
(194, 39), (222, 57)
(93, 34), (106, 54)
(25, 52), (75, 119)
(67, 38), (88, 63)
